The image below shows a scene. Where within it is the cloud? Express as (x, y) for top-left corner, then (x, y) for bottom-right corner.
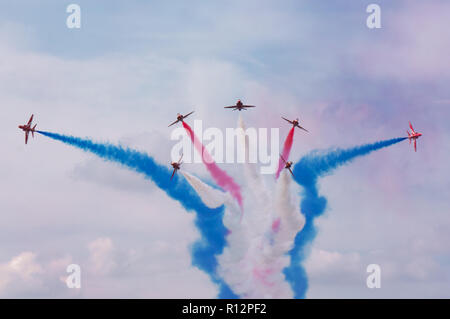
(357, 1), (450, 80)
(0, 252), (43, 296)
(88, 238), (117, 275)
(305, 249), (362, 283)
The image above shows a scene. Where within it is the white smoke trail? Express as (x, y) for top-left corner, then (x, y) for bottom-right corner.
(218, 116), (304, 298)
(181, 171), (227, 209)
(181, 171), (242, 230)
(238, 115), (273, 234)
(183, 116), (305, 298)
(272, 169), (305, 255)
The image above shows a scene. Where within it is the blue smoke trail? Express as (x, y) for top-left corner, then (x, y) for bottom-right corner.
(37, 131), (238, 298)
(284, 137), (407, 298)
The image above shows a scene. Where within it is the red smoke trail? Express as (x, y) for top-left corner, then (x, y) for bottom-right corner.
(182, 121), (243, 209)
(275, 127), (295, 179)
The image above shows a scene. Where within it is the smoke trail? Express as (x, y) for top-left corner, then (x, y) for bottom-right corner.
(238, 114), (271, 230)
(36, 130), (238, 298)
(284, 137), (407, 298)
(182, 121), (243, 209)
(275, 127), (295, 179)
(214, 117), (304, 298)
(215, 116), (274, 298)
(273, 170), (305, 249)
(181, 171), (228, 209)
(37, 128), (406, 299)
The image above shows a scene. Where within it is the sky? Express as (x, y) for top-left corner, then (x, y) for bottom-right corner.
(0, 0), (449, 298)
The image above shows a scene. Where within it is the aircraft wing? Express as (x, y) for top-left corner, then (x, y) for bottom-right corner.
(242, 105), (255, 108)
(296, 125), (309, 132)
(224, 106), (237, 109)
(288, 167), (294, 177)
(168, 119), (179, 127)
(414, 139), (417, 152)
(25, 131), (29, 144)
(178, 153), (183, 164)
(27, 115), (33, 125)
(170, 169), (176, 180)
(279, 154), (287, 164)
(183, 111), (195, 118)
(282, 117), (293, 124)
(409, 121), (415, 132)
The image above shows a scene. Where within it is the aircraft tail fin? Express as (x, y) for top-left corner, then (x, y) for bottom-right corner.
(32, 124), (37, 137)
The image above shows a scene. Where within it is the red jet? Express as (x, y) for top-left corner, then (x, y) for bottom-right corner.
(224, 100), (256, 111)
(168, 111), (195, 127)
(407, 122), (422, 152)
(282, 117), (309, 132)
(280, 155), (294, 177)
(170, 154), (183, 180)
(18, 114), (37, 144)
